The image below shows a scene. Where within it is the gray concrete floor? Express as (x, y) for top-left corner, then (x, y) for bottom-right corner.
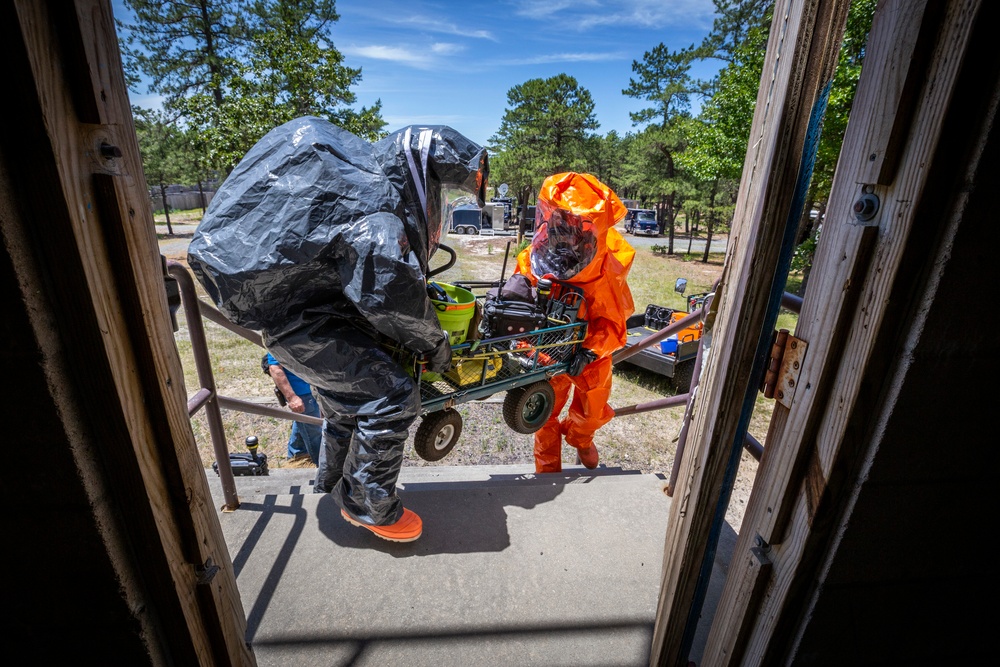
(205, 464), (735, 666)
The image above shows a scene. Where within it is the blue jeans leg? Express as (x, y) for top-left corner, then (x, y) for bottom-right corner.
(287, 392), (322, 462)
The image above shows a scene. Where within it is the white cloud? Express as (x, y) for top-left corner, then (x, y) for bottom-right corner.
(340, 44), (435, 68)
(512, 0), (715, 31)
(501, 51), (625, 66)
(388, 14), (498, 41)
(430, 42), (464, 55)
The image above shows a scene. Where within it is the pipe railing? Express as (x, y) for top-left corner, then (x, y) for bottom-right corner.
(171, 253), (799, 506)
(167, 261), (323, 511)
(610, 291), (802, 494)
(168, 261), (240, 510)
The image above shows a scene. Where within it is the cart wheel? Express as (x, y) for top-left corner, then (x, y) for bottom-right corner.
(503, 380), (556, 434)
(414, 408), (463, 461)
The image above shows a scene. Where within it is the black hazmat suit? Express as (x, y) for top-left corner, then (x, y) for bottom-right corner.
(188, 116), (488, 525)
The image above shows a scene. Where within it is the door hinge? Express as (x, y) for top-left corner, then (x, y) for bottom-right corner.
(760, 329), (807, 408)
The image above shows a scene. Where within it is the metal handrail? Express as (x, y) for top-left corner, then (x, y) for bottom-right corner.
(168, 261), (239, 510)
(167, 261), (324, 511)
(170, 251), (800, 506)
(610, 291), (802, 495)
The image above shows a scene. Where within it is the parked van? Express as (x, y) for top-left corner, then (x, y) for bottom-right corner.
(624, 209), (658, 236)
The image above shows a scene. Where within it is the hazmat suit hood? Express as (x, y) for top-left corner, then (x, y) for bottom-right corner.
(375, 125), (489, 272)
(515, 172), (635, 358)
(528, 172), (627, 284)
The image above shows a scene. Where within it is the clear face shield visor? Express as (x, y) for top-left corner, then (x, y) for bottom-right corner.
(529, 201), (598, 280)
(429, 183), (480, 249)
(402, 127), (488, 257)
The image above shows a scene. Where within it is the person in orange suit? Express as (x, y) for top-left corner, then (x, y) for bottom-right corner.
(514, 172), (635, 472)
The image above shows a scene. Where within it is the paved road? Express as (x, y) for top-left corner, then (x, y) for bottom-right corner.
(156, 223), (197, 259)
(621, 231), (728, 254)
(452, 226), (727, 253)
(159, 222), (729, 258)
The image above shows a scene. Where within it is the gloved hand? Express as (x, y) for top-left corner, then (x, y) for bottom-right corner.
(567, 348), (597, 377)
(424, 331), (453, 374)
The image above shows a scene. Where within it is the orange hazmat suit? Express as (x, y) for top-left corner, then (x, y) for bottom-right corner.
(514, 172), (635, 472)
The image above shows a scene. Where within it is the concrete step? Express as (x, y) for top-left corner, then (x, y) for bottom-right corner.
(204, 463), (667, 503)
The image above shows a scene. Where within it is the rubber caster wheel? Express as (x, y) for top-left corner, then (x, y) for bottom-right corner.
(414, 408), (463, 461)
(502, 380), (556, 434)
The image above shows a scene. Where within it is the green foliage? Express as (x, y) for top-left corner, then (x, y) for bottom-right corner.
(790, 226), (819, 273)
(119, 0), (384, 173)
(238, 1), (386, 138)
(622, 42), (699, 127)
(118, 0), (241, 110)
(125, 0), (875, 239)
(488, 74), (599, 199)
(699, 0), (773, 64)
(133, 106), (185, 189)
(679, 3), (770, 185)
(584, 131), (630, 194)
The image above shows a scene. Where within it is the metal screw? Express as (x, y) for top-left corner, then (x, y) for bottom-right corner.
(100, 142), (123, 159)
(853, 193), (879, 222)
(777, 390), (784, 399)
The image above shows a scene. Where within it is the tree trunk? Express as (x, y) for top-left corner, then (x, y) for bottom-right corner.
(159, 182), (173, 235)
(663, 199), (675, 254)
(702, 215), (714, 263)
(197, 180), (206, 213)
(702, 183), (718, 263)
(517, 185), (532, 244)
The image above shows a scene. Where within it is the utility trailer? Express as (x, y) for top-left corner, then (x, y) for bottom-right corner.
(617, 280), (709, 392)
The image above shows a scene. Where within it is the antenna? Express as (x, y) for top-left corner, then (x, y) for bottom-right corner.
(499, 239), (513, 291)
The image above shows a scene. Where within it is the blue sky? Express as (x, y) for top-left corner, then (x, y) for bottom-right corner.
(116, 0), (722, 148)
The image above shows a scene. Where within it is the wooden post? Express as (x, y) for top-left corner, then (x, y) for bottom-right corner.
(648, 1), (852, 664)
(701, 0), (989, 662)
(3, 1), (254, 663)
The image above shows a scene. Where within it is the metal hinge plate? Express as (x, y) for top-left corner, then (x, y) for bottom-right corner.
(760, 330), (807, 408)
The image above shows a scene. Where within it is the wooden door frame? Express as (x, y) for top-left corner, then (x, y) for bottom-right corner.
(4, 1), (254, 663)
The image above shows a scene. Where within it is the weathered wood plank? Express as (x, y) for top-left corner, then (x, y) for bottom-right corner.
(11, 1), (253, 663)
(702, 0), (985, 664)
(853, 0), (935, 186)
(649, 1), (852, 664)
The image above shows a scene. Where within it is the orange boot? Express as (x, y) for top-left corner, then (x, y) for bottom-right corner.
(576, 443), (599, 469)
(342, 508), (423, 542)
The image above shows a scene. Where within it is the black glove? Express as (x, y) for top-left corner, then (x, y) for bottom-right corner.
(567, 348), (597, 377)
(424, 331), (453, 374)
